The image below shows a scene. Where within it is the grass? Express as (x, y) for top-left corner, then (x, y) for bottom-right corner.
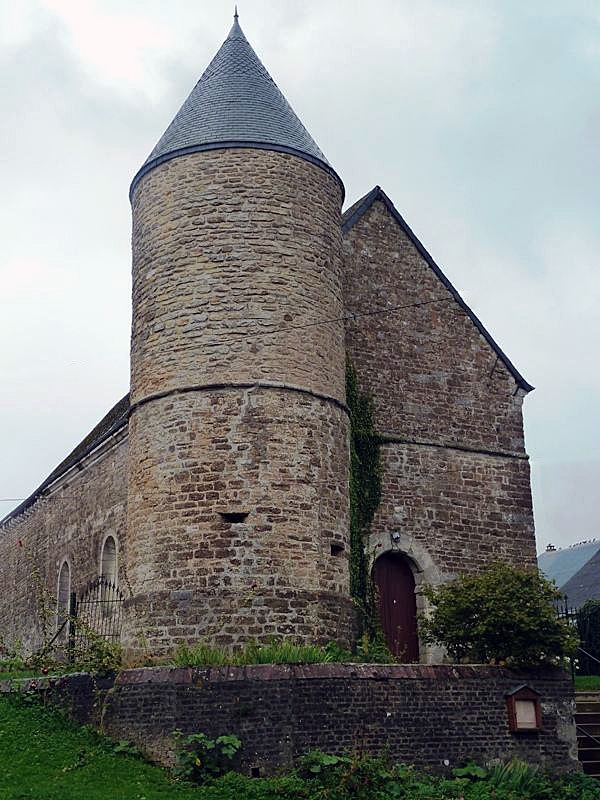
(0, 694), (207, 800)
(0, 669), (44, 681)
(575, 674), (600, 691)
(171, 640), (355, 667)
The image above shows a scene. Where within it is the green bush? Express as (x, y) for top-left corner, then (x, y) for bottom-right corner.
(172, 731), (242, 783)
(420, 562), (578, 666)
(295, 753), (600, 800)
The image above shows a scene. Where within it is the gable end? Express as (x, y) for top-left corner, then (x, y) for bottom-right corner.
(342, 186), (533, 393)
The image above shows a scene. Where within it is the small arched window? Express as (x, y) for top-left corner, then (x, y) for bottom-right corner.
(100, 535), (118, 585)
(57, 560), (70, 634)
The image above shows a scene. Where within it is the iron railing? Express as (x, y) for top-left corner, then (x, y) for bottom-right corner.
(556, 596), (600, 678)
(67, 576), (124, 661)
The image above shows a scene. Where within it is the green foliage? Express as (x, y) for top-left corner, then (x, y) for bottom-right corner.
(486, 759), (543, 795)
(112, 739), (143, 758)
(300, 750), (352, 774)
(452, 762), (488, 779)
(0, 638), (27, 672)
(172, 639), (342, 667)
(576, 599), (600, 675)
(575, 674), (600, 691)
(355, 631), (395, 664)
(300, 751), (405, 800)
(173, 642), (232, 667)
(66, 622), (123, 676)
(172, 637), (396, 668)
(346, 360), (390, 657)
(420, 562), (579, 666)
(238, 641), (329, 666)
(172, 731), (242, 783)
(296, 752), (600, 800)
(0, 693), (207, 798)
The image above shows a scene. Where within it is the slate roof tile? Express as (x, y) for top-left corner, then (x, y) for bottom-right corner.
(131, 15), (337, 195)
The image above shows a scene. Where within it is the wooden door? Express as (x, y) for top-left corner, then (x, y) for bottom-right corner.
(373, 553), (419, 662)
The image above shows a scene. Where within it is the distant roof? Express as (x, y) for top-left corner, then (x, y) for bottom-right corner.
(0, 395), (129, 527)
(342, 186), (534, 393)
(131, 13), (339, 196)
(561, 547), (600, 608)
(538, 540), (600, 589)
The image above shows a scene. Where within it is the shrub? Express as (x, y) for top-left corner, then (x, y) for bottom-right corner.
(420, 562), (578, 666)
(172, 730), (241, 783)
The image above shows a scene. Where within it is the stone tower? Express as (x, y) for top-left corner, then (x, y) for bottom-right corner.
(123, 14), (353, 654)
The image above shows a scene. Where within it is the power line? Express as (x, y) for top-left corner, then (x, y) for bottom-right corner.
(204, 296), (457, 339)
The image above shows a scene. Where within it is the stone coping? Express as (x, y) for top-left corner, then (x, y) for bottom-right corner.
(114, 663), (563, 685)
(0, 663), (567, 693)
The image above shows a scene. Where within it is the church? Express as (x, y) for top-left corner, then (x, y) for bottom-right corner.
(0, 13), (536, 661)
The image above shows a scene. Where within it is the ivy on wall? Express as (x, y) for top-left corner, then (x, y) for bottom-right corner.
(346, 359), (383, 643)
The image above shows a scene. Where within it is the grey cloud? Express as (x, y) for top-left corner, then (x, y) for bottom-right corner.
(1, 1), (598, 552)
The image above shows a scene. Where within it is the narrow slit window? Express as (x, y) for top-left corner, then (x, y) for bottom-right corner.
(101, 535), (118, 584)
(219, 511), (249, 523)
(57, 560), (70, 635)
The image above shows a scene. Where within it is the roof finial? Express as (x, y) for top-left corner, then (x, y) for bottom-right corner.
(234, 5), (238, 20)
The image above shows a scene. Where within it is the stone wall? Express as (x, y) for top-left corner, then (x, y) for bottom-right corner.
(126, 147), (352, 654)
(371, 444), (535, 575)
(4, 665), (577, 775)
(342, 197), (536, 582)
(0, 433), (128, 652)
(124, 387), (352, 652)
(130, 149), (346, 405)
(343, 197), (528, 453)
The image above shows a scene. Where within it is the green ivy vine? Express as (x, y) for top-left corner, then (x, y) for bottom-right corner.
(346, 359), (384, 646)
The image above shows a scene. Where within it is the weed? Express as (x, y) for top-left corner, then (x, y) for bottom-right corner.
(172, 731), (242, 783)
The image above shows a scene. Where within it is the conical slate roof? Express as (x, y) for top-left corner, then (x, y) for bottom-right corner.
(131, 13), (339, 194)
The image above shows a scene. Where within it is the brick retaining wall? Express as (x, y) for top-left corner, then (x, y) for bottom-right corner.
(2, 664), (578, 774)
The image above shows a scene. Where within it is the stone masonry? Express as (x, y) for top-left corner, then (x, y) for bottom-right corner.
(2, 665), (578, 774)
(124, 148), (352, 653)
(0, 431), (128, 652)
(342, 194), (536, 629)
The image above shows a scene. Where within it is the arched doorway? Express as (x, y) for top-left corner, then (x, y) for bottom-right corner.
(373, 552), (419, 662)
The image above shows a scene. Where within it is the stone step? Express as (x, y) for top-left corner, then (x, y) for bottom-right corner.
(577, 728), (600, 750)
(575, 692), (600, 702)
(576, 694), (600, 775)
(582, 761), (600, 777)
(576, 702), (600, 713)
(576, 712), (600, 725)
(577, 744), (600, 761)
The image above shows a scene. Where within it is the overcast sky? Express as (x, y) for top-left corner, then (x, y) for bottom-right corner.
(1, 0), (598, 553)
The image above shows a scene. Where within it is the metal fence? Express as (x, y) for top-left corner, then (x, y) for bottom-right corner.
(67, 576), (124, 661)
(556, 596), (600, 677)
